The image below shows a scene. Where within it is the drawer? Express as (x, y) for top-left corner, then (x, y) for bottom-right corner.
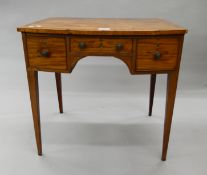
(136, 38), (179, 71)
(70, 37), (133, 55)
(26, 35), (67, 70)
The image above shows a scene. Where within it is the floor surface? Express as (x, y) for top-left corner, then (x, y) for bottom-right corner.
(0, 59), (207, 175)
(0, 91), (207, 175)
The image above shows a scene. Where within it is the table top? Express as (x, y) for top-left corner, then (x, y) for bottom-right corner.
(17, 17), (187, 35)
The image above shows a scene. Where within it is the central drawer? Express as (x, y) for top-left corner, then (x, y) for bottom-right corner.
(70, 37), (133, 55)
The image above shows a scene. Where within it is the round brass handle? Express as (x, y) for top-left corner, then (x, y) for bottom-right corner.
(79, 42), (87, 49)
(40, 49), (50, 57)
(116, 43), (124, 51)
(154, 51), (161, 60)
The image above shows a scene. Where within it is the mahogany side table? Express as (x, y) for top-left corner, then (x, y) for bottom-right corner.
(17, 17), (187, 160)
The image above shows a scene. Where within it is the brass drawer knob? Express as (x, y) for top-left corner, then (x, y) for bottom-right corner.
(154, 51), (161, 60)
(40, 49), (50, 57)
(116, 43), (124, 51)
(79, 42), (87, 49)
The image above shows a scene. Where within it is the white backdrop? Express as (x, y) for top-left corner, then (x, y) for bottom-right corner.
(0, 1), (207, 175)
(0, 0), (206, 94)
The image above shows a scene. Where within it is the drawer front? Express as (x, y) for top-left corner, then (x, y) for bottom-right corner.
(26, 35), (67, 70)
(70, 37), (133, 55)
(136, 38), (179, 71)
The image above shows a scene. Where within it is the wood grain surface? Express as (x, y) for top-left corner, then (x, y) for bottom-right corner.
(136, 37), (179, 71)
(17, 17), (187, 35)
(26, 35), (67, 70)
(70, 37), (132, 55)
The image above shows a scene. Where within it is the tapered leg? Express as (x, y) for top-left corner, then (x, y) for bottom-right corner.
(55, 73), (63, 113)
(148, 74), (156, 116)
(161, 71), (179, 161)
(27, 70), (42, 155)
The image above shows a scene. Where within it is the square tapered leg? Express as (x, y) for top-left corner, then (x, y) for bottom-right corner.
(148, 74), (156, 116)
(55, 73), (63, 113)
(27, 70), (42, 155)
(161, 71), (179, 161)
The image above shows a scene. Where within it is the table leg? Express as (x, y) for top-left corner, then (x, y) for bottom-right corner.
(27, 70), (42, 155)
(55, 73), (63, 113)
(161, 71), (179, 161)
(148, 74), (156, 116)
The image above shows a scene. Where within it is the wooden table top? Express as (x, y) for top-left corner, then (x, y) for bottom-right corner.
(17, 17), (187, 35)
